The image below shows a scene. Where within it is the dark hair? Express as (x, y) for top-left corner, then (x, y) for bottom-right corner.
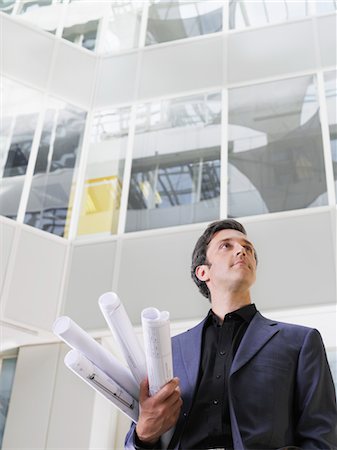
(191, 219), (257, 301)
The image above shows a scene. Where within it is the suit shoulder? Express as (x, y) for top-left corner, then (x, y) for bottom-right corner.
(171, 318), (205, 343)
(259, 313), (321, 338)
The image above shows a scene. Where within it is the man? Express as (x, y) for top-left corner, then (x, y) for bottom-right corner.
(125, 219), (337, 449)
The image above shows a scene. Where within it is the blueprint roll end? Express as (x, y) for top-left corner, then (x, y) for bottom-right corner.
(53, 316), (71, 335)
(98, 292), (120, 313)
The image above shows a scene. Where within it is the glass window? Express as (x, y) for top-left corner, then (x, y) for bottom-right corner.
(324, 70), (337, 199)
(62, 1), (103, 51)
(146, 1), (223, 46)
(24, 98), (87, 237)
(0, 0), (16, 14)
(0, 358), (17, 448)
(316, 0), (337, 15)
(98, 1), (143, 54)
(126, 92), (221, 232)
(0, 77), (43, 220)
(16, 0), (61, 34)
(229, 0), (309, 30)
(77, 107), (131, 237)
(228, 75), (328, 217)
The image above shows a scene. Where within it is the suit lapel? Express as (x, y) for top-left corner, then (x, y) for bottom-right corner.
(178, 318), (205, 390)
(230, 312), (279, 376)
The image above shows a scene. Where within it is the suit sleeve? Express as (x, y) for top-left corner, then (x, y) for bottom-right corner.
(295, 328), (337, 448)
(124, 422), (162, 450)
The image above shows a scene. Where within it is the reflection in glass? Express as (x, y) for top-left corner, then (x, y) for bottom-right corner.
(228, 75), (328, 217)
(0, 358), (17, 448)
(146, 1), (223, 46)
(62, 1), (102, 51)
(229, 0), (309, 30)
(0, 0), (15, 14)
(0, 78), (43, 220)
(126, 93), (221, 232)
(16, 0), (60, 34)
(77, 107), (131, 237)
(99, 1), (143, 54)
(24, 99), (87, 237)
(316, 1), (337, 15)
(324, 71), (337, 199)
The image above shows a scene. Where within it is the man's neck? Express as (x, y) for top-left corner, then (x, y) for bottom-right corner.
(210, 290), (251, 323)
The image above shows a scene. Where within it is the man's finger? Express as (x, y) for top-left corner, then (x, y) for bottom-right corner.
(139, 378), (150, 403)
(152, 377), (180, 403)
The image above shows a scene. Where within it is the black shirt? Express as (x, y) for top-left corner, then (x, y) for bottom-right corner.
(180, 303), (257, 449)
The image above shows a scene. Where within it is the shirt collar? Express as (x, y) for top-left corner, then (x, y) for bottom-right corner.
(206, 303), (257, 327)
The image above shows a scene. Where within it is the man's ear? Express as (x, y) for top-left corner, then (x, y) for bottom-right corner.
(195, 265), (210, 282)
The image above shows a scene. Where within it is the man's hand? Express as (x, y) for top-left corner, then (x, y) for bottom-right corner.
(135, 377), (182, 445)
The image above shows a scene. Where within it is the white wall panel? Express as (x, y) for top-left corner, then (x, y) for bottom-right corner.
(0, 219), (16, 296)
(2, 344), (59, 450)
(63, 240), (117, 330)
(228, 20), (316, 84)
(45, 344), (96, 449)
(0, 14), (54, 89)
(138, 35), (224, 100)
(95, 52), (139, 108)
(50, 42), (96, 109)
(316, 14), (337, 68)
(3, 227), (68, 330)
(117, 228), (210, 325)
(248, 210), (336, 310)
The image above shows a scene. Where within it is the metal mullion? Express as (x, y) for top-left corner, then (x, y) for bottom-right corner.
(11, 0), (21, 15)
(36, 108), (59, 225)
(117, 103), (137, 234)
(222, 0), (229, 33)
(138, 0), (150, 48)
(220, 87), (228, 219)
(56, 0), (69, 39)
(316, 71), (336, 206)
(16, 96), (48, 224)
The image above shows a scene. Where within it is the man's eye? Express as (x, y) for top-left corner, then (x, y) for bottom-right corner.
(220, 242), (230, 249)
(245, 246), (253, 252)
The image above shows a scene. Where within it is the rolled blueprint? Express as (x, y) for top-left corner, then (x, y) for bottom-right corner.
(98, 292), (147, 385)
(141, 307), (173, 396)
(65, 349), (139, 423)
(53, 316), (139, 399)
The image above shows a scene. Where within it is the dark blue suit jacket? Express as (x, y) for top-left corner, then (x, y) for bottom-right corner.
(125, 312), (337, 449)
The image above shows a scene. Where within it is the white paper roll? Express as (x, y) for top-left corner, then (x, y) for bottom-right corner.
(141, 307), (173, 396)
(65, 350), (139, 423)
(53, 316), (139, 399)
(98, 292), (147, 385)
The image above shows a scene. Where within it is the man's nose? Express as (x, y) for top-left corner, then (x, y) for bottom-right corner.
(236, 245), (246, 256)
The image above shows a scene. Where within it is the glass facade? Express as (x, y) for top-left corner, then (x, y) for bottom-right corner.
(99, 2), (143, 54)
(0, 78), (43, 220)
(229, 0), (337, 30)
(77, 107), (131, 236)
(228, 75), (328, 217)
(324, 70), (337, 196)
(126, 92), (221, 232)
(1, 2), (336, 238)
(0, 358), (17, 448)
(16, 0), (62, 35)
(146, 1), (223, 46)
(3, 1), (336, 53)
(23, 99), (87, 237)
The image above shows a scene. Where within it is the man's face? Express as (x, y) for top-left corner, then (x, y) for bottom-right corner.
(196, 229), (257, 295)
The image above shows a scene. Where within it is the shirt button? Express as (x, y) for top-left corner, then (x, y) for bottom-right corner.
(183, 412), (187, 417)
(216, 374), (221, 379)
(213, 400), (219, 405)
(219, 350), (226, 356)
